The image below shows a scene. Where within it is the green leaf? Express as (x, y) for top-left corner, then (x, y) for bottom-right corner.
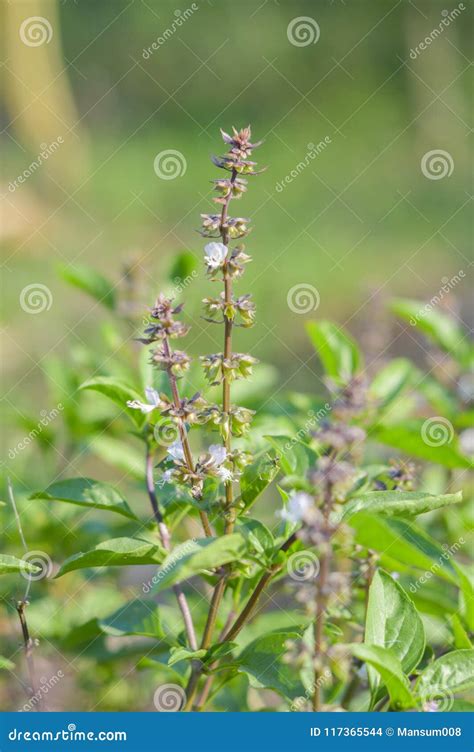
(391, 298), (469, 362)
(306, 320), (362, 382)
(450, 615), (472, 649)
(57, 263), (116, 310)
(153, 535), (247, 592)
(0, 554), (40, 576)
(415, 649), (474, 699)
(80, 377), (145, 427)
(31, 478), (139, 521)
(237, 518), (274, 556)
(89, 436), (145, 481)
(168, 251), (197, 283)
(168, 646), (206, 667)
(349, 644), (415, 709)
(374, 422), (472, 469)
(369, 358), (414, 408)
(343, 490), (462, 520)
(365, 570), (425, 697)
(350, 513), (458, 584)
(99, 599), (164, 638)
(236, 628), (306, 700)
(0, 656), (14, 670)
(55, 538), (165, 578)
(240, 453), (280, 509)
(453, 562), (474, 631)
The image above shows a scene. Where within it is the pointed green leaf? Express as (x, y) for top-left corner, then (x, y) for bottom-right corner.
(31, 478), (139, 521)
(153, 535), (247, 592)
(369, 358), (414, 408)
(240, 453), (280, 509)
(306, 320), (362, 382)
(80, 377), (145, 427)
(365, 570), (425, 696)
(350, 644), (415, 709)
(99, 599), (164, 638)
(415, 649), (474, 699)
(55, 538), (165, 578)
(236, 628), (306, 700)
(0, 656), (14, 670)
(450, 615), (472, 649)
(343, 490), (462, 520)
(391, 298), (469, 362)
(57, 263), (116, 310)
(168, 647), (206, 667)
(350, 513), (458, 583)
(0, 554), (40, 576)
(374, 422), (472, 469)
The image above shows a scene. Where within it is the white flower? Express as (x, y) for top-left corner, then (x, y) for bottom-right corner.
(217, 466), (234, 483)
(161, 469), (174, 484)
(278, 492), (313, 523)
(127, 386), (162, 414)
(209, 444), (227, 466)
(204, 242), (227, 270)
(167, 440), (185, 462)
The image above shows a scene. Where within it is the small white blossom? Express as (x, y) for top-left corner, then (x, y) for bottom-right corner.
(278, 492), (313, 523)
(167, 440), (185, 462)
(127, 386), (162, 414)
(204, 242), (227, 270)
(161, 469), (174, 484)
(217, 466), (234, 483)
(209, 444), (227, 466)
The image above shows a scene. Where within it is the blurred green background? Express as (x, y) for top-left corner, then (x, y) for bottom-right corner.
(0, 0), (472, 712)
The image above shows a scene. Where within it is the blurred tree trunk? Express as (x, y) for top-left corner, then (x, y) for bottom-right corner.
(2, 0), (89, 187)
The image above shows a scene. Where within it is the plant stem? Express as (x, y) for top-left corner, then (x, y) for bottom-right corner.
(312, 548), (330, 711)
(16, 600), (42, 711)
(189, 167), (240, 687)
(183, 533), (298, 710)
(224, 532), (297, 642)
(161, 336), (213, 538)
(312, 469), (336, 712)
(195, 608), (236, 711)
(145, 444), (197, 651)
(221, 167), (238, 535)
